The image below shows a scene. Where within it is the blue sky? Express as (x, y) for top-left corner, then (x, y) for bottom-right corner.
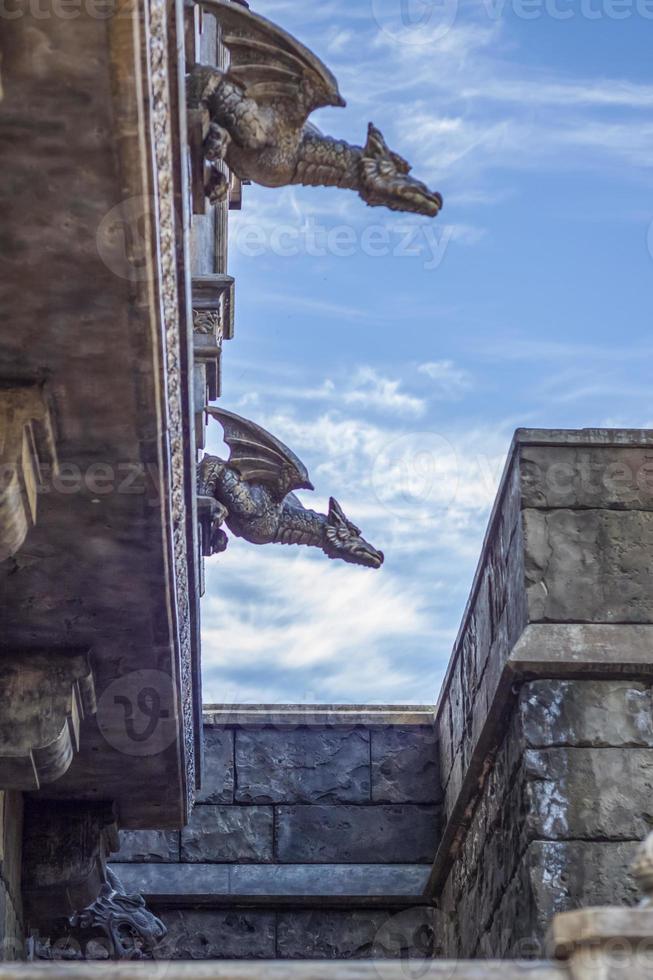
(200, 0), (653, 706)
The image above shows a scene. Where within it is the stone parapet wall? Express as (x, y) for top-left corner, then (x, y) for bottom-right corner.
(112, 707), (442, 959)
(431, 429), (653, 958)
(0, 793), (23, 961)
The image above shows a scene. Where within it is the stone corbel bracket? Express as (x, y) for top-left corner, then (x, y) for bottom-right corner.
(0, 650), (96, 791)
(191, 274), (235, 450)
(0, 384), (58, 562)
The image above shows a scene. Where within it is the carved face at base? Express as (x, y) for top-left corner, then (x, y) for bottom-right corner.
(324, 497), (384, 569)
(361, 123), (443, 217)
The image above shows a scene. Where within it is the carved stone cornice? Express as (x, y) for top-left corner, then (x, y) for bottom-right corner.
(147, 0), (197, 807)
(0, 384), (58, 562)
(0, 650), (95, 791)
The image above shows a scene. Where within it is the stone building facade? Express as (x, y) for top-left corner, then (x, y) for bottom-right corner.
(112, 707), (442, 958)
(1, 0), (652, 967)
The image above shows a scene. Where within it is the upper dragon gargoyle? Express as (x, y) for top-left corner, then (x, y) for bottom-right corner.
(198, 408), (384, 569)
(187, 0), (442, 216)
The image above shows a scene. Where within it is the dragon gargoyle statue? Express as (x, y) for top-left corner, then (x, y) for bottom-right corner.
(198, 408), (384, 569)
(187, 0), (442, 216)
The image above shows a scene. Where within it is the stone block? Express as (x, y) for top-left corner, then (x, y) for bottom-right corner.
(276, 907), (437, 959)
(520, 445), (653, 511)
(197, 728), (234, 804)
(523, 509), (653, 622)
(181, 805), (273, 863)
(371, 726), (440, 803)
(275, 805), (441, 864)
(235, 728), (370, 804)
(113, 830), (179, 863)
(156, 909), (275, 959)
(520, 681), (653, 748)
(525, 747), (653, 840)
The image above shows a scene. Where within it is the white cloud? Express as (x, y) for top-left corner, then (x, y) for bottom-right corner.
(419, 359), (473, 398)
(343, 367), (426, 417)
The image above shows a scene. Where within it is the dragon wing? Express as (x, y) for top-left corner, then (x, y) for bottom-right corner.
(207, 407), (314, 502)
(204, 0), (345, 125)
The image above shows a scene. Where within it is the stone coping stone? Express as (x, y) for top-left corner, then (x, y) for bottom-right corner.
(547, 907), (653, 959)
(0, 963), (568, 978)
(202, 705), (435, 727)
(109, 863), (432, 907)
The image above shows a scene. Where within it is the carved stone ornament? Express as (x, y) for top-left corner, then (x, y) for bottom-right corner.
(192, 275), (235, 451)
(0, 384), (58, 562)
(67, 867), (167, 960)
(0, 650), (95, 791)
(632, 832), (653, 906)
(187, 0), (443, 216)
(198, 407), (384, 568)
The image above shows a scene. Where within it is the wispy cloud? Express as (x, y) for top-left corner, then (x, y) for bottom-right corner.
(343, 367), (426, 417)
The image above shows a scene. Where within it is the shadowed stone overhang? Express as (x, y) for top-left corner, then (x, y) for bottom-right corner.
(0, 0), (201, 826)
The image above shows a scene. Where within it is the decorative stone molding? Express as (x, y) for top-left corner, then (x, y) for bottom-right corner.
(191, 275), (235, 450)
(0, 385), (58, 562)
(0, 651), (95, 791)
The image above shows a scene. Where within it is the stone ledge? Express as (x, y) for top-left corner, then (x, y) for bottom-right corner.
(428, 623), (653, 898)
(0, 963), (568, 978)
(109, 863), (432, 907)
(202, 705), (436, 727)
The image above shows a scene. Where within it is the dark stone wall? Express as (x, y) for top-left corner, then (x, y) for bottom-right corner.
(113, 714), (442, 959)
(0, 792), (23, 961)
(439, 679), (647, 958)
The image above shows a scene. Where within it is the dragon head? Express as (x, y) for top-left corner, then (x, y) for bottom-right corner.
(360, 123), (442, 217)
(324, 497), (384, 569)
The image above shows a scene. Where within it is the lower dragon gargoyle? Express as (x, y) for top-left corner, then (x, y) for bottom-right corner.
(198, 408), (384, 569)
(187, 0), (442, 217)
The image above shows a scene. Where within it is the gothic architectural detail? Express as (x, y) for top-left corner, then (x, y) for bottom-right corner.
(198, 408), (384, 568)
(0, 384), (58, 563)
(68, 868), (167, 960)
(191, 274), (235, 449)
(148, 0), (197, 806)
(187, 0), (443, 216)
(0, 651), (95, 791)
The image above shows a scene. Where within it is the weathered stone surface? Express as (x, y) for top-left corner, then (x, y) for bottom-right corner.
(181, 805), (273, 863)
(113, 862), (431, 903)
(520, 681), (653, 748)
(157, 909), (276, 959)
(275, 805), (440, 864)
(523, 509), (653, 623)
(235, 728), (370, 804)
(520, 445), (653, 511)
(277, 908), (437, 959)
(525, 748), (653, 840)
(197, 728), (234, 804)
(371, 727), (440, 804)
(113, 830), (179, 864)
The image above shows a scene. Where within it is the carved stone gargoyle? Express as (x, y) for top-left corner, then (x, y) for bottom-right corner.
(198, 408), (384, 569)
(68, 868), (167, 960)
(187, 0), (442, 216)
